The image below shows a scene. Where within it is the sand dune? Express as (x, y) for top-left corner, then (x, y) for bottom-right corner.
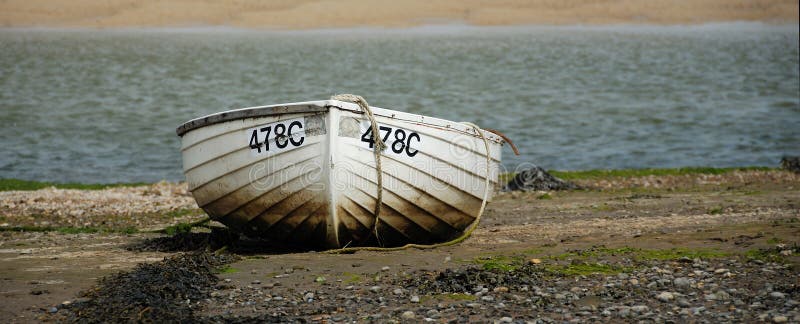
(0, 0), (797, 29)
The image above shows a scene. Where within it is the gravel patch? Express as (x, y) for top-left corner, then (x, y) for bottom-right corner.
(192, 249), (798, 323)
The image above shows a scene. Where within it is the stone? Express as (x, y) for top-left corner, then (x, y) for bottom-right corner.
(410, 295), (420, 303)
(481, 296), (495, 302)
(529, 258), (542, 265)
(393, 288), (403, 295)
(769, 292), (785, 299)
(673, 277), (692, 289)
(656, 292), (675, 302)
(381, 266), (390, 272)
(370, 286), (382, 293)
(401, 311), (415, 320)
(498, 317), (513, 323)
(773, 315), (788, 323)
(715, 290), (731, 301)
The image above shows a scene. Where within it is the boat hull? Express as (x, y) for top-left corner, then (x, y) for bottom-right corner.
(178, 100), (503, 249)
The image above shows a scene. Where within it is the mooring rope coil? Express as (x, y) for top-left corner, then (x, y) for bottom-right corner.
(326, 94), (492, 253)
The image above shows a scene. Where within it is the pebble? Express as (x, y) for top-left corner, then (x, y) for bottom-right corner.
(401, 311), (415, 319)
(656, 292), (674, 302)
(481, 296), (495, 302)
(673, 277), (691, 289)
(393, 288), (403, 295)
(493, 286), (509, 293)
(48, 307), (58, 314)
(769, 292), (785, 299)
(381, 266), (390, 272)
(497, 317), (513, 323)
(369, 286), (381, 293)
(773, 315), (788, 323)
(251, 280), (261, 285)
(410, 295), (420, 303)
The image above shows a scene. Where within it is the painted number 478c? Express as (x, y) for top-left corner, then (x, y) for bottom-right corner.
(361, 125), (420, 157)
(248, 118), (305, 155)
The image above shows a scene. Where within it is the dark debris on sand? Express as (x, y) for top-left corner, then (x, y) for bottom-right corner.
(407, 263), (548, 295)
(782, 156), (800, 173)
(126, 229), (238, 253)
(504, 165), (579, 191)
(58, 252), (239, 323)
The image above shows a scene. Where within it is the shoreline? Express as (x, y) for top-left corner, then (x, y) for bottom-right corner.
(1, 0), (796, 30)
(0, 166), (782, 190)
(0, 21), (797, 34)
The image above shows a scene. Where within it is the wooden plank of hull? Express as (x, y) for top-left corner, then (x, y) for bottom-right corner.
(178, 101), (504, 249)
(188, 140), (324, 206)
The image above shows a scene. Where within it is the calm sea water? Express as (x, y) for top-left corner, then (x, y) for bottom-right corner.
(1, 24), (798, 184)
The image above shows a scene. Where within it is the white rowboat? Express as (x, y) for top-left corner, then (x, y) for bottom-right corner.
(176, 100), (505, 249)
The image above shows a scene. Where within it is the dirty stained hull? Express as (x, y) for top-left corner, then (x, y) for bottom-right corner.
(178, 100), (503, 249)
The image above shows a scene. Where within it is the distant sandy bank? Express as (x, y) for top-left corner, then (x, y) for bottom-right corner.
(1, 0), (797, 29)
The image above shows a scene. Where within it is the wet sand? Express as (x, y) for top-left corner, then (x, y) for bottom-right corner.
(1, 0), (797, 29)
(0, 170), (798, 321)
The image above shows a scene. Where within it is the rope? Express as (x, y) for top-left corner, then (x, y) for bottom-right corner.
(330, 94), (386, 245)
(324, 117), (492, 254)
(485, 128), (520, 156)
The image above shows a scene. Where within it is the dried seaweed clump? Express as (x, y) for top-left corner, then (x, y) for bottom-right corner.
(62, 252), (238, 323)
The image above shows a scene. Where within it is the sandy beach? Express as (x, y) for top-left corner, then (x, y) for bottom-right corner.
(1, 0), (797, 29)
(1, 169), (798, 322)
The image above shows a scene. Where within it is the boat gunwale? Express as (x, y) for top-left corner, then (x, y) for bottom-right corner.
(176, 102), (328, 137)
(176, 100), (505, 144)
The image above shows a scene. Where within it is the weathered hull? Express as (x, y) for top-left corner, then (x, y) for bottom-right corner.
(177, 100), (503, 249)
